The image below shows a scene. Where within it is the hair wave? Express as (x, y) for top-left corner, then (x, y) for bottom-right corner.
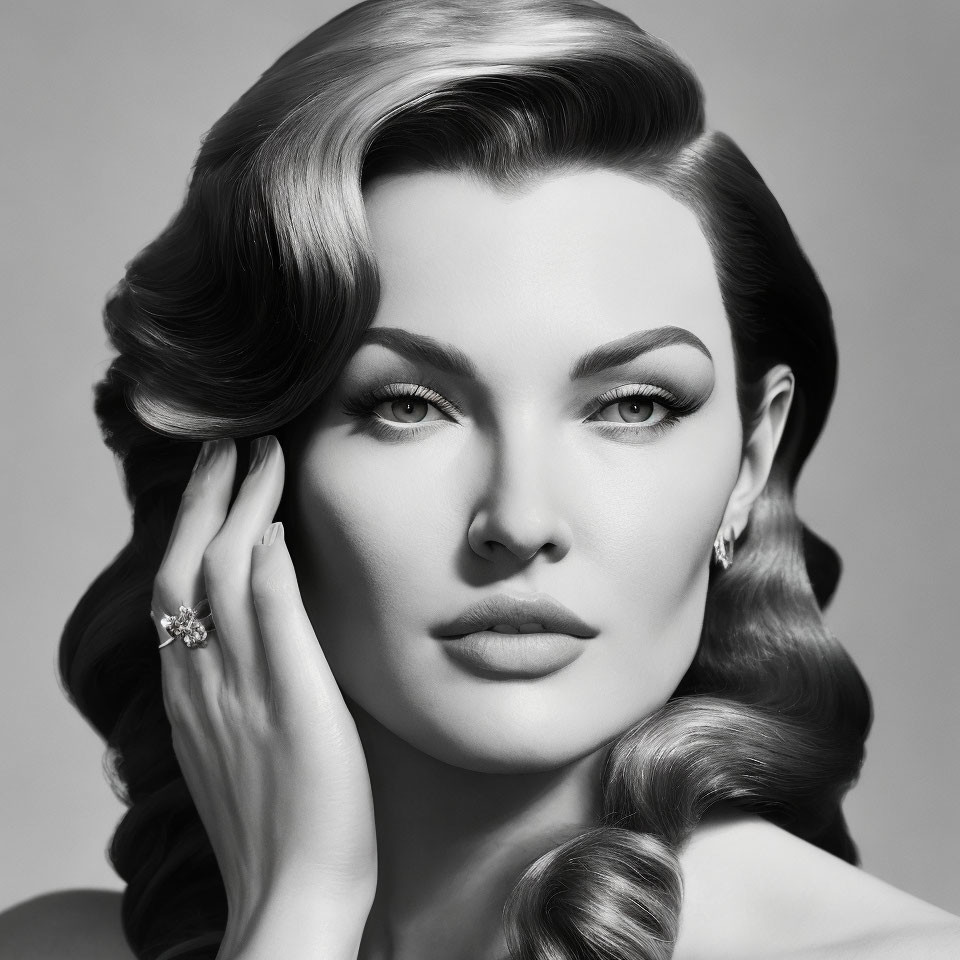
(59, 2), (871, 958)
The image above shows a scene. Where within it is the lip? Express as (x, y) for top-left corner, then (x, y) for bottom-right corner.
(434, 593), (599, 639)
(433, 593), (598, 679)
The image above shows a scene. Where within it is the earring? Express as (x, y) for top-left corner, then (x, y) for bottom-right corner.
(713, 525), (735, 570)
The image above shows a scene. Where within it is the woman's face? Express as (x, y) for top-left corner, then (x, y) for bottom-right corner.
(290, 168), (744, 773)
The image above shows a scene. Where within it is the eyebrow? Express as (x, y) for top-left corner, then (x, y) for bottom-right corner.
(569, 326), (713, 378)
(360, 324), (713, 382)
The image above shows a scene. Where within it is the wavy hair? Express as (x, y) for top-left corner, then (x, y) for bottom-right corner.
(59, 2), (871, 958)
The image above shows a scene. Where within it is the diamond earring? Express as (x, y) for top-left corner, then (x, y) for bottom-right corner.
(713, 526), (735, 570)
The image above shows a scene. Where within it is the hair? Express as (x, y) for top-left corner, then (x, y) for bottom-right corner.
(59, 2), (871, 958)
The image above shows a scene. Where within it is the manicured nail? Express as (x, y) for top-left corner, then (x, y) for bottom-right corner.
(249, 435), (273, 472)
(262, 521), (284, 546)
(192, 439), (218, 475)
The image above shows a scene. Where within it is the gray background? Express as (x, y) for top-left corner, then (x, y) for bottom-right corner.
(2, 0), (958, 914)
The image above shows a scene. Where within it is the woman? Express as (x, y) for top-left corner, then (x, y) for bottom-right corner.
(2, 0), (958, 957)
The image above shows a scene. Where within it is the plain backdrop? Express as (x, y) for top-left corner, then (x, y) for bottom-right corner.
(2, 0), (958, 916)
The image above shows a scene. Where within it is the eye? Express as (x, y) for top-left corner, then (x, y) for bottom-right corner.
(586, 385), (677, 428)
(339, 381), (460, 440)
(374, 392), (448, 424)
(593, 396), (666, 424)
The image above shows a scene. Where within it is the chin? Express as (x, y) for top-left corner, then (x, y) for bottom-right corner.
(361, 690), (647, 775)
(418, 732), (610, 775)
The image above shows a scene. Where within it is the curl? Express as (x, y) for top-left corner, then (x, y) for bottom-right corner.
(506, 828), (682, 960)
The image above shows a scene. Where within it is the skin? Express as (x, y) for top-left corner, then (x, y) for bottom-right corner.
(3, 169), (958, 960)
(287, 169), (772, 776)
(281, 168), (794, 958)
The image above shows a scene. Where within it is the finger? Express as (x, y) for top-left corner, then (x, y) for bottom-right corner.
(202, 435), (285, 692)
(153, 438), (237, 697)
(251, 522), (351, 726)
(161, 438), (237, 576)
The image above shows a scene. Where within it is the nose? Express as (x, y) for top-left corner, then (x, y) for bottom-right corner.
(466, 426), (573, 564)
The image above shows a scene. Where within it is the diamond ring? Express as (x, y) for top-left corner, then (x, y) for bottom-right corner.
(158, 599), (215, 650)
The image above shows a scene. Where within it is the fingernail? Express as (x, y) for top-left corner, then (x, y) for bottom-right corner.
(262, 521), (284, 546)
(249, 435), (273, 472)
(191, 439), (218, 475)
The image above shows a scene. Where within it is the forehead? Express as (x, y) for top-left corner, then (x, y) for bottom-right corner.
(361, 168), (731, 370)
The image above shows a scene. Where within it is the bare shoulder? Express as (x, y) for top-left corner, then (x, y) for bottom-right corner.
(809, 920), (960, 959)
(675, 811), (960, 960)
(0, 889), (133, 960)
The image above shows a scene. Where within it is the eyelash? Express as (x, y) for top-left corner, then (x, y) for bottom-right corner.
(340, 380), (461, 443)
(339, 380), (695, 443)
(585, 383), (689, 441)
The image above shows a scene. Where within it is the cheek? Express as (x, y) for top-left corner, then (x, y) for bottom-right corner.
(290, 439), (459, 664)
(570, 417), (740, 625)
(554, 414), (741, 714)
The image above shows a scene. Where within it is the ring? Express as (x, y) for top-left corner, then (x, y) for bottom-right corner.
(158, 599), (215, 650)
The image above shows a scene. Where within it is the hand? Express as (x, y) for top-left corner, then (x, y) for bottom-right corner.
(151, 436), (377, 958)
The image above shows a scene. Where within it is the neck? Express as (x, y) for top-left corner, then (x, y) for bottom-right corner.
(353, 705), (607, 960)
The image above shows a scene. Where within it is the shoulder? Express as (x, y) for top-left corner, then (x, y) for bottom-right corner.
(809, 921), (960, 959)
(0, 889), (133, 960)
(675, 811), (960, 960)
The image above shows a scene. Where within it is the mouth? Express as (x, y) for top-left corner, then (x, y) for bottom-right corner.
(434, 592), (599, 640)
(433, 593), (598, 679)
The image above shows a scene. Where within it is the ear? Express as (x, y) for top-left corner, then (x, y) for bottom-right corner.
(720, 364), (795, 539)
